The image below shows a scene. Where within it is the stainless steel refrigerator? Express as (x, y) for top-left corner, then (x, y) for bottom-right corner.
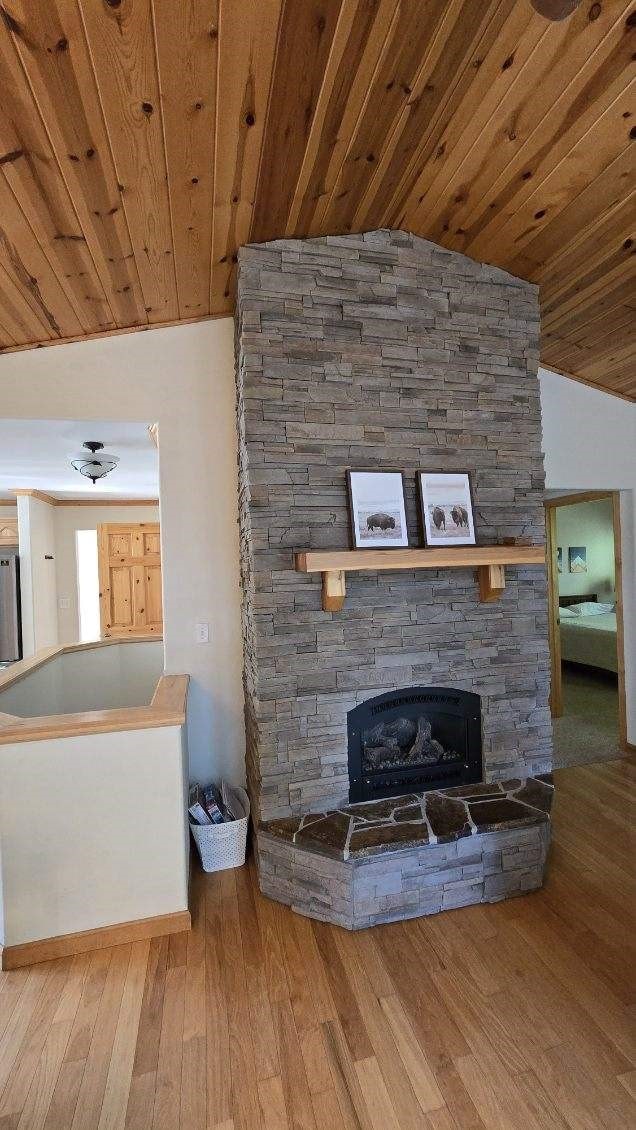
(0, 549), (22, 663)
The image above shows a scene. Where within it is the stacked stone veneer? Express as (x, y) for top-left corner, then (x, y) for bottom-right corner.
(259, 822), (551, 930)
(236, 229), (552, 825)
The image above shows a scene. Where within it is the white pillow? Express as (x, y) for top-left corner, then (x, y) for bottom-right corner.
(568, 601), (614, 616)
(559, 607), (577, 618)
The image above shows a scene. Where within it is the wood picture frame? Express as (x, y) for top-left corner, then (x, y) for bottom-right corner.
(346, 469), (409, 549)
(417, 471), (477, 548)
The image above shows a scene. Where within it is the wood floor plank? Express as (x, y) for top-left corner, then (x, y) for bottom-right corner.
(0, 959), (72, 1119)
(235, 865), (280, 1082)
(15, 955), (88, 1130)
(273, 999), (316, 1130)
(378, 995), (445, 1115)
(217, 870), (263, 1130)
(42, 1060), (85, 1130)
(0, 760), (633, 1129)
(257, 1074), (289, 1130)
(0, 965), (54, 1098)
(322, 1018), (375, 1130)
(204, 874), (232, 1128)
(70, 945), (132, 1130)
(335, 929), (437, 1129)
(150, 962), (186, 1130)
(97, 939), (149, 1130)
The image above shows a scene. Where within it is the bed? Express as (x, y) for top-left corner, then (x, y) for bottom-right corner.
(559, 593), (618, 674)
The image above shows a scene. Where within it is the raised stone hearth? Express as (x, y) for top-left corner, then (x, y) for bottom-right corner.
(236, 227), (553, 925)
(258, 775), (553, 929)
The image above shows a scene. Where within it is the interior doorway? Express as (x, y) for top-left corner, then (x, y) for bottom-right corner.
(545, 491), (627, 768)
(76, 529), (100, 642)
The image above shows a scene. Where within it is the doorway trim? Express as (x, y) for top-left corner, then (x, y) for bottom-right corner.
(544, 490), (627, 752)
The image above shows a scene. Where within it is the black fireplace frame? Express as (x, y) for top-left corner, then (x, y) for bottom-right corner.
(347, 686), (482, 803)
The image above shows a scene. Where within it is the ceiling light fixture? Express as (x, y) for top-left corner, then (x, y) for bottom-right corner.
(70, 441), (120, 485)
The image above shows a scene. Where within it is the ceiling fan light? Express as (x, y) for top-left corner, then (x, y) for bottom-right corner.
(530, 0), (581, 20)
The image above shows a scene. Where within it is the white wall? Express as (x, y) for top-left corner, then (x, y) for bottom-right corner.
(556, 497), (615, 602)
(0, 723), (188, 946)
(16, 495), (59, 657)
(54, 503), (159, 643)
(0, 639), (164, 717)
(540, 367), (636, 744)
(0, 320), (243, 783)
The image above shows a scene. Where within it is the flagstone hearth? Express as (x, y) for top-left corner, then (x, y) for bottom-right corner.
(258, 775), (553, 930)
(262, 774), (554, 859)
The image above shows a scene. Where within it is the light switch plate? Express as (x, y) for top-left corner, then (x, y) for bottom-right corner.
(59, 597), (71, 610)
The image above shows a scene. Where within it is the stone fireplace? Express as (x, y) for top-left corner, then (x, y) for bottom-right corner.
(236, 228), (553, 927)
(347, 686), (482, 802)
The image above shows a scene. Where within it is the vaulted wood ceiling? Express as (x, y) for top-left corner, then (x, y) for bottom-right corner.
(0, 1), (634, 399)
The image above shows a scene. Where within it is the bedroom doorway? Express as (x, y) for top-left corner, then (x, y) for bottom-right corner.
(545, 490), (627, 767)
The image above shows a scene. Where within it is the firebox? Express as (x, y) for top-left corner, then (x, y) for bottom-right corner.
(347, 687), (482, 803)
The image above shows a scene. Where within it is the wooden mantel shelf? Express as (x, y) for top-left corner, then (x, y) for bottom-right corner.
(295, 546), (546, 611)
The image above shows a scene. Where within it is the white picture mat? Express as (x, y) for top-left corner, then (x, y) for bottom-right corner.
(349, 471), (409, 548)
(419, 472), (476, 546)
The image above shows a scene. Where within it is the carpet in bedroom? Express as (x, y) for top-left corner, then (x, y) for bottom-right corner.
(552, 664), (622, 769)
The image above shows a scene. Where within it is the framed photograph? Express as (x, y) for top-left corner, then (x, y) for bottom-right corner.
(557, 546), (563, 574)
(417, 471), (476, 547)
(346, 470), (409, 549)
(568, 546), (587, 574)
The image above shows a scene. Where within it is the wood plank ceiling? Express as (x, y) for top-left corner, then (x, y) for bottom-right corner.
(0, 0), (633, 399)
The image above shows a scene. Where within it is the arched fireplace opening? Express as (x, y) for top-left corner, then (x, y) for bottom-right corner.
(347, 687), (482, 803)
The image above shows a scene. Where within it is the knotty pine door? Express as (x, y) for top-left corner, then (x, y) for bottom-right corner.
(97, 523), (163, 638)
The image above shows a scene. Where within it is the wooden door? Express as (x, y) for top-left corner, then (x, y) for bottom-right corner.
(97, 523), (163, 638)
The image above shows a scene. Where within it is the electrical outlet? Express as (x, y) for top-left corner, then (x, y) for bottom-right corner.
(195, 621), (209, 644)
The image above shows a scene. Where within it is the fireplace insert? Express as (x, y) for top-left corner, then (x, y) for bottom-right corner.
(347, 687), (482, 802)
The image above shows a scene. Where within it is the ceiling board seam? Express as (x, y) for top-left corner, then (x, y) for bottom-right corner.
(207, 0), (223, 312)
(409, 20), (554, 238)
(0, 256), (54, 341)
(359, 0), (515, 233)
(557, 306), (635, 349)
(351, 0), (472, 232)
(284, 0), (359, 236)
(148, 0), (181, 320)
(437, 2), (633, 249)
(465, 74), (635, 261)
(539, 236), (636, 308)
(542, 258), (634, 326)
(74, 0), (152, 331)
(309, 0), (403, 235)
(3, 17), (121, 333)
(523, 185), (636, 284)
(76, 0), (178, 325)
(247, 0), (287, 249)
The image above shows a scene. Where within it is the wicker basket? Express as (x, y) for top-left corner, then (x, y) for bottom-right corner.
(190, 785), (250, 873)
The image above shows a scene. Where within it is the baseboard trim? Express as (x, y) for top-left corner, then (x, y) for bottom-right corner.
(1, 909), (191, 970)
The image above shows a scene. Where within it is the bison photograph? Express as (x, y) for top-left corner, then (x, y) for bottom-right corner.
(418, 471), (476, 547)
(366, 511), (396, 532)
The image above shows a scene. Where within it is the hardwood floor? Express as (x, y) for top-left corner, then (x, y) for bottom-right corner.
(1, 759), (634, 1130)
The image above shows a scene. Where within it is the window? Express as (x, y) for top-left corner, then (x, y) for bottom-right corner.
(76, 529), (100, 642)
